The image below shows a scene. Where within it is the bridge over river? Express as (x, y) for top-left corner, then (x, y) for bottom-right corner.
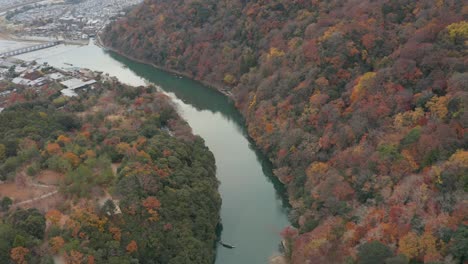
(0, 41), (62, 58)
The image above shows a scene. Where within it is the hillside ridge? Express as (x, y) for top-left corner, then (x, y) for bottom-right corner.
(103, 0), (467, 263)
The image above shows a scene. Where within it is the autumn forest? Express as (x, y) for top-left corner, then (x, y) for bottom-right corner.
(0, 0), (466, 263)
(0, 76), (220, 263)
(102, 0), (467, 263)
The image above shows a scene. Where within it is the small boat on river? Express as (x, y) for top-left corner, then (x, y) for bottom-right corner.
(219, 241), (236, 249)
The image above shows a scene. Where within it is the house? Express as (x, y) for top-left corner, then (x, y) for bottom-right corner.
(0, 60), (14, 69)
(48, 72), (65, 81)
(14, 66), (28, 74)
(60, 78), (96, 90)
(12, 77), (31, 86)
(29, 77), (48, 87)
(60, 78), (96, 97)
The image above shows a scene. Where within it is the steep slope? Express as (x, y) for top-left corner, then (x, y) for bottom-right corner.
(102, 0), (467, 263)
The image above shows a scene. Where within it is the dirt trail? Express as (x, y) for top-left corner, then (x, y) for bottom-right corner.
(3, 170), (62, 208)
(14, 190), (59, 206)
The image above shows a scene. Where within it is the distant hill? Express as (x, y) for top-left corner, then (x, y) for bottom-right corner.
(103, 1), (467, 263)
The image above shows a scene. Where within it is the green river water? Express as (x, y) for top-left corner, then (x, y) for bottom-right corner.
(22, 42), (291, 264)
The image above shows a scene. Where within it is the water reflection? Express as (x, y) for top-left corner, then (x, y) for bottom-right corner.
(108, 50), (291, 209)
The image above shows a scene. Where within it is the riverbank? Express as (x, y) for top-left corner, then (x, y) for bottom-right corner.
(98, 36), (298, 197)
(98, 37), (294, 184)
(21, 42), (291, 264)
(99, 39), (297, 264)
(98, 38), (234, 100)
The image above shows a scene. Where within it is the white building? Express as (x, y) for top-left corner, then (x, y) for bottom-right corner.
(60, 78), (96, 97)
(12, 77), (30, 86)
(48, 72), (64, 81)
(60, 78), (96, 89)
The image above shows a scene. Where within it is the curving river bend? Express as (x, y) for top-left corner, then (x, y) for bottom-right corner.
(18, 41), (290, 264)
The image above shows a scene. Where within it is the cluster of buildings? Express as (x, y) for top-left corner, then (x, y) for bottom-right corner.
(0, 0), (138, 110)
(5, 0), (142, 41)
(0, 0), (36, 12)
(0, 57), (100, 110)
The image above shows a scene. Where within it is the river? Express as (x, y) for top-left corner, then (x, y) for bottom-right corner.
(16, 41), (291, 264)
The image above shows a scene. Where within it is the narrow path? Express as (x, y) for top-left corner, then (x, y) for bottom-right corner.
(14, 190), (59, 206)
(11, 171), (59, 207)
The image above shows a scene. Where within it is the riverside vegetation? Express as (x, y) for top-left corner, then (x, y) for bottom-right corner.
(0, 75), (220, 263)
(102, 0), (467, 263)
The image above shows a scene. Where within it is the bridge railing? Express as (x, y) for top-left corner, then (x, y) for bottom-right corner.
(0, 41), (62, 58)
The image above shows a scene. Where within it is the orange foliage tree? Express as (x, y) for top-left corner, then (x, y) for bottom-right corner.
(49, 236), (65, 254)
(66, 250), (84, 264)
(46, 142), (61, 155)
(63, 152), (81, 168)
(109, 227), (122, 241)
(46, 209), (63, 225)
(10, 247), (29, 264)
(142, 196), (161, 222)
(126, 240), (138, 253)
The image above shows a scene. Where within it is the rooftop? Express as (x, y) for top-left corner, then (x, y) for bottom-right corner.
(60, 78), (96, 89)
(48, 72), (64, 80)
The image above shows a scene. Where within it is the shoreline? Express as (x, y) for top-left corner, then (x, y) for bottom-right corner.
(98, 38), (235, 100)
(98, 38), (294, 202)
(98, 40), (292, 264)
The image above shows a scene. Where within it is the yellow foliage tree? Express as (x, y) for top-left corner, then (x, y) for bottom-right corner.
(426, 96), (448, 119)
(394, 107), (425, 128)
(420, 232), (439, 258)
(57, 135), (72, 144)
(351, 72), (376, 103)
(446, 21), (468, 42)
(447, 150), (468, 168)
(223, 74), (236, 85)
(319, 25), (339, 42)
(268, 47), (285, 58)
(306, 162), (329, 179)
(399, 232), (421, 259)
(116, 142), (131, 155)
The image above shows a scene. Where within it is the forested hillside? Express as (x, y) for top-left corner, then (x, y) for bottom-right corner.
(103, 0), (467, 263)
(0, 77), (220, 263)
